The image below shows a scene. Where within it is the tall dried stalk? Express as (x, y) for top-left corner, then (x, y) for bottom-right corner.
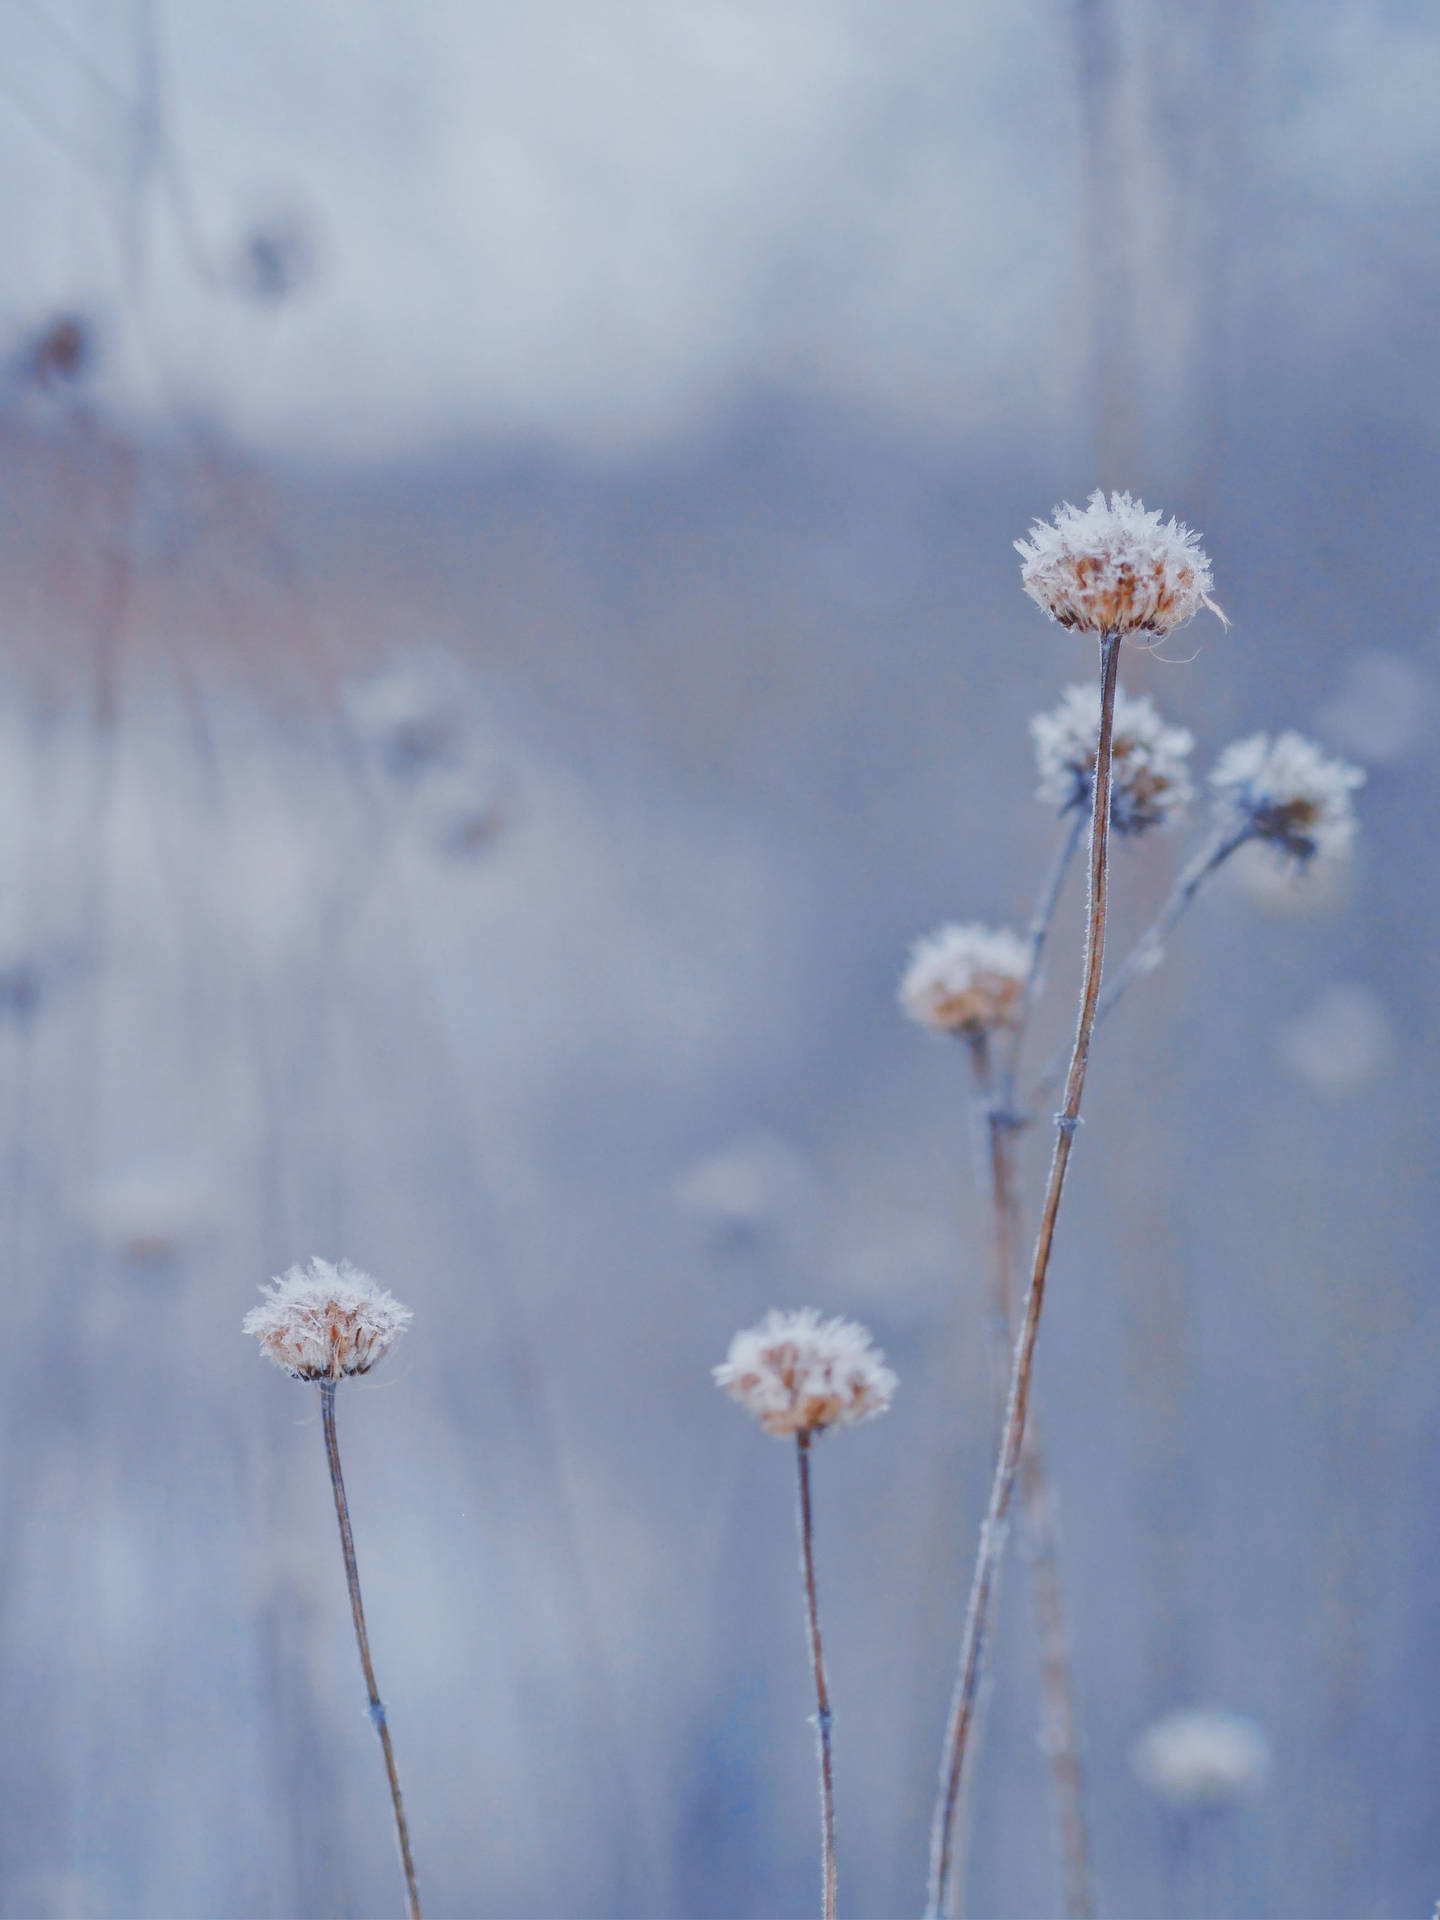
(927, 630), (1121, 1919)
(320, 1380), (422, 1920)
(795, 1432), (837, 1920)
(940, 804), (1093, 1918)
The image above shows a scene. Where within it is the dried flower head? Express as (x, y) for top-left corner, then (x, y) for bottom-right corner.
(1031, 683), (1195, 832)
(243, 1257), (412, 1381)
(1210, 730), (1364, 864)
(899, 923), (1030, 1035)
(1016, 491), (1223, 636)
(715, 1307), (896, 1438)
(1131, 1707), (1272, 1809)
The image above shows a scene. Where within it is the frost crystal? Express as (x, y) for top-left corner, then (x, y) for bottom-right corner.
(1016, 491), (1222, 636)
(1210, 731), (1364, 864)
(1031, 683), (1195, 832)
(898, 923), (1030, 1035)
(1131, 1707), (1272, 1809)
(243, 1257), (413, 1381)
(714, 1308), (896, 1438)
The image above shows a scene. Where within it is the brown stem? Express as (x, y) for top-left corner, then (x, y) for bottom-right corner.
(796, 1433), (836, 1920)
(927, 629), (1121, 1919)
(948, 1042), (1094, 1917)
(320, 1380), (422, 1920)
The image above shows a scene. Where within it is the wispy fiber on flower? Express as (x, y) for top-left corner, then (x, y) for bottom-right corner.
(1031, 684), (1196, 833)
(1015, 491), (1223, 636)
(899, 923), (1030, 1035)
(715, 1308), (895, 1438)
(243, 1257), (412, 1381)
(1210, 730), (1365, 864)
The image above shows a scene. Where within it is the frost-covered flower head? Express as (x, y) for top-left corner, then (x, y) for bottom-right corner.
(715, 1308), (896, 1438)
(1016, 491), (1222, 637)
(898, 923), (1030, 1035)
(243, 1257), (412, 1381)
(1131, 1707), (1272, 1809)
(1031, 683), (1195, 832)
(1210, 731), (1364, 864)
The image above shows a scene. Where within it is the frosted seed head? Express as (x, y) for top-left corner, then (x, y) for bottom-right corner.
(1031, 683), (1196, 832)
(1015, 491), (1223, 636)
(1210, 730), (1364, 865)
(899, 922), (1030, 1035)
(714, 1307), (896, 1438)
(243, 1257), (412, 1381)
(1131, 1707), (1272, 1809)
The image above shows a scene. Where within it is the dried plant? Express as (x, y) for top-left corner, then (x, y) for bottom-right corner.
(716, 1309), (896, 1920)
(244, 1257), (421, 1920)
(924, 493), (1226, 1918)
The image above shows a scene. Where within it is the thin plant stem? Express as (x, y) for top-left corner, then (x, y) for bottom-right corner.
(1000, 805), (1089, 1116)
(795, 1432), (837, 1920)
(949, 1028), (1093, 1918)
(319, 1379), (422, 1920)
(927, 629), (1121, 1920)
(1031, 821), (1254, 1104)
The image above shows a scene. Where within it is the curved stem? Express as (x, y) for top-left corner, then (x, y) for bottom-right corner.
(320, 1381), (422, 1920)
(795, 1433), (836, 1920)
(927, 629), (1121, 1920)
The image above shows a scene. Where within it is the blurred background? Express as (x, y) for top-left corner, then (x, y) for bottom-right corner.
(0, 2), (1434, 1915)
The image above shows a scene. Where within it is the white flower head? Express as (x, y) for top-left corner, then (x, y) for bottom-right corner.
(1031, 683), (1196, 832)
(714, 1307), (896, 1438)
(1210, 730), (1364, 864)
(243, 1257), (412, 1381)
(1016, 491), (1223, 637)
(1131, 1707), (1272, 1809)
(899, 922), (1030, 1035)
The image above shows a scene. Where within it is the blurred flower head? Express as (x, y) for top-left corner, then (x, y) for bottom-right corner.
(899, 922), (1029, 1035)
(1211, 730), (1364, 864)
(714, 1307), (895, 1438)
(1016, 491), (1222, 636)
(1131, 1707), (1272, 1809)
(243, 1257), (412, 1381)
(1031, 683), (1195, 832)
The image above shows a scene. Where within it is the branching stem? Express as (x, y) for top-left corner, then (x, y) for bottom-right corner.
(320, 1380), (422, 1920)
(927, 629), (1121, 1919)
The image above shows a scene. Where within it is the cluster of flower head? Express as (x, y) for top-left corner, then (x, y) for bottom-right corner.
(1031, 683), (1196, 833)
(898, 923), (1030, 1035)
(1016, 491), (1222, 637)
(1210, 730), (1365, 864)
(714, 1307), (896, 1438)
(243, 1257), (412, 1381)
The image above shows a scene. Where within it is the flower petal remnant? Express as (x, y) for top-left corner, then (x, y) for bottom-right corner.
(1210, 730), (1364, 865)
(1016, 491), (1223, 636)
(899, 923), (1030, 1035)
(1031, 683), (1195, 833)
(244, 1257), (413, 1381)
(715, 1307), (896, 1438)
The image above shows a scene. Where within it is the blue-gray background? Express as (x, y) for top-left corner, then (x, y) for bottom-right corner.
(0, 3), (1434, 1915)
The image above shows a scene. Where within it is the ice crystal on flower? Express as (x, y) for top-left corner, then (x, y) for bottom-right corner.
(243, 1257), (412, 1381)
(1031, 683), (1195, 832)
(1210, 730), (1364, 864)
(1131, 1707), (1272, 1809)
(1016, 491), (1222, 636)
(714, 1307), (895, 1438)
(898, 923), (1030, 1035)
